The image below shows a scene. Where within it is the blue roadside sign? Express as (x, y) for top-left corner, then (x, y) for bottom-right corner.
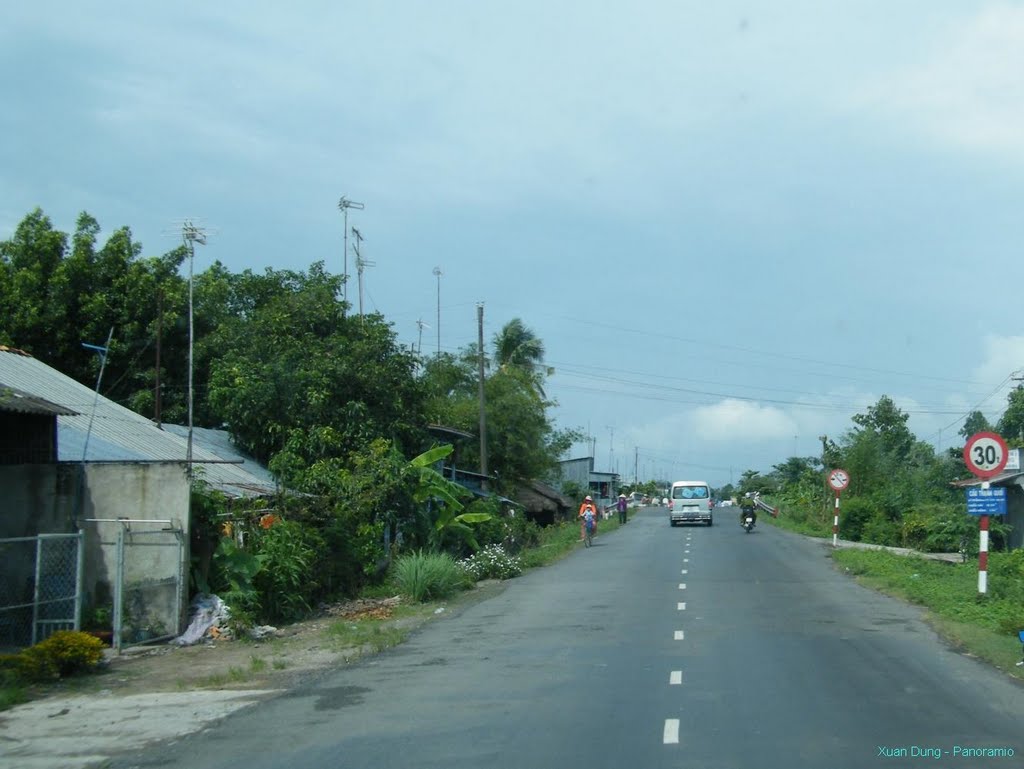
(965, 487), (1007, 516)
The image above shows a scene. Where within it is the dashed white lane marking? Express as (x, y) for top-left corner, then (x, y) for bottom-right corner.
(683, 558), (689, 563)
(681, 569), (688, 575)
(678, 583), (686, 590)
(670, 671), (682, 685)
(677, 602), (686, 610)
(674, 630), (684, 640)
(664, 719), (680, 744)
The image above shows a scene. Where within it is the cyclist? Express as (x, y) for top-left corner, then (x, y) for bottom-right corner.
(579, 495), (598, 541)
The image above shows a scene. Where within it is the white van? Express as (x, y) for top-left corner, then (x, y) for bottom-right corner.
(668, 480), (713, 526)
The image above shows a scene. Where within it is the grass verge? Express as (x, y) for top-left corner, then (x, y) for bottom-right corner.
(832, 548), (1024, 680)
(520, 512), (631, 569)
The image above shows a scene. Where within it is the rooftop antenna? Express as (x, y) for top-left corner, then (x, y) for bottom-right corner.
(337, 196), (364, 309)
(351, 226), (374, 321)
(164, 219), (215, 478)
(73, 328), (114, 527)
(182, 221), (207, 477)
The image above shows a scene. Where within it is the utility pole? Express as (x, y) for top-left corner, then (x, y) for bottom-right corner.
(416, 319), (429, 356)
(155, 288), (163, 427)
(433, 267), (442, 357)
(477, 303), (488, 485)
(337, 196), (364, 309)
(635, 446), (639, 485)
(606, 426), (614, 470)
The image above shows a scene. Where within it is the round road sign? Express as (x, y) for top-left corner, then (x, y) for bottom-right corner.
(827, 468), (850, 491)
(963, 431), (1009, 479)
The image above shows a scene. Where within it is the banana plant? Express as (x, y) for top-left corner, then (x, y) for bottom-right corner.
(409, 445), (492, 551)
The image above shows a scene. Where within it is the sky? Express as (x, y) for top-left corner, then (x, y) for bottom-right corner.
(4, 1), (1024, 488)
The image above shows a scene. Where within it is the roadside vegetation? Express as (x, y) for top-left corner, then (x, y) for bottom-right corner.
(831, 548), (1024, 680)
(0, 207), (598, 711)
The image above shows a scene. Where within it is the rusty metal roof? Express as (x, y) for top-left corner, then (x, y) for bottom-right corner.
(0, 384), (79, 416)
(0, 348), (278, 498)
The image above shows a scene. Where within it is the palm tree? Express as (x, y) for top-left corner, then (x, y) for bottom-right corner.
(492, 318), (551, 397)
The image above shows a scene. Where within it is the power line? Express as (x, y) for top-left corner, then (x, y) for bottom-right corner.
(485, 301), (996, 389)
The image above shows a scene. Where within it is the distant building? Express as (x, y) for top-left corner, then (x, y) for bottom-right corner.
(557, 456), (620, 512)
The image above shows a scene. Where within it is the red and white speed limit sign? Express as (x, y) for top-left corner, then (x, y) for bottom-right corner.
(963, 431), (1009, 479)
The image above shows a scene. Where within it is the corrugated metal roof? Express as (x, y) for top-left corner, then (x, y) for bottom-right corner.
(0, 349), (278, 498)
(162, 424), (278, 491)
(0, 383), (79, 416)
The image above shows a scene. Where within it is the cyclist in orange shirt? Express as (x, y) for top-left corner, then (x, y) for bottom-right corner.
(579, 495), (598, 541)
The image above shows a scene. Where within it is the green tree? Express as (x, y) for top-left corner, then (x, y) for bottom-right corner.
(207, 263), (428, 466)
(959, 410), (993, 441)
(850, 395), (914, 462)
(996, 388), (1024, 446)
(492, 317), (550, 397)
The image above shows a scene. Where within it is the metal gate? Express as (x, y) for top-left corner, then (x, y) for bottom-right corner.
(89, 520), (186, 653)
(0, 531), (83, 648)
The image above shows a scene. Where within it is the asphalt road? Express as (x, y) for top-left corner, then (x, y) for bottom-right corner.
(112, 507), (1023, 769)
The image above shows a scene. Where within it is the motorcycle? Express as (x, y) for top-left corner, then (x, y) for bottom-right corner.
(742, 514), (755, 533)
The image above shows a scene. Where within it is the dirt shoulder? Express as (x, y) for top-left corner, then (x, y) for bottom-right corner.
(40, 581), (507, 701)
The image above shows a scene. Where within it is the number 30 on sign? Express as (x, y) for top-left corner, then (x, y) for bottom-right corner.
(963, 431), (1009, 480)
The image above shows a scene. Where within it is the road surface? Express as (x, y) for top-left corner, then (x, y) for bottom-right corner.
(111, 507), (1022, 768)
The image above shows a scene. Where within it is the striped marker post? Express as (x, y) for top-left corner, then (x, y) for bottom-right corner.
(978, 483), (990, 595)
(827, 469), (850, 547)
(833, 492), (840, 548)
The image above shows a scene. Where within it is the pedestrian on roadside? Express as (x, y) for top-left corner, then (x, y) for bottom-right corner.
(617, 493), (628, 524)
(578, 495), (598, 541)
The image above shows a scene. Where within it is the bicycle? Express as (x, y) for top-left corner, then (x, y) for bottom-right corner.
(583, 517), (595, 548)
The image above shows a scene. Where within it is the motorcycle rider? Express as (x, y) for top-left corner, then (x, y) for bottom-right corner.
(740, 492), (757, 528)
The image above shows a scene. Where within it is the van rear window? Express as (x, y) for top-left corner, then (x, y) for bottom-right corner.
(672, 486), (709, 500)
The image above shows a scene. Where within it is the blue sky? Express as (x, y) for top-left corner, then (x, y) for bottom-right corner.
(4, 1), (1024, 487)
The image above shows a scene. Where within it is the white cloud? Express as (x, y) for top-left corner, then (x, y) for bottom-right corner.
(846, 4), (1024, 159)
(693, 399), (798, 442)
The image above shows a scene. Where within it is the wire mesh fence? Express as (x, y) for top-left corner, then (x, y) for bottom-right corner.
(0, 532), (83, 649)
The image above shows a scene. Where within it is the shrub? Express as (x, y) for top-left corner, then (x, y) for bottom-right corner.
(836, 497), (875, 541)
(392, 551), (468, 602)
(16, 631), (105, 682)
(252, 519), (327, 623)
(474, 511), (541, 555)
(989, 550), (1024, 606)
(458, 545), (523, 581)
(861, 511), (901, 546)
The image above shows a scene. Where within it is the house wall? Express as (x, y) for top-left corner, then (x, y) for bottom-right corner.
(557, 457), (593, 490)
(0, 462), (190, 637)
(1008, 482), (1024, 550)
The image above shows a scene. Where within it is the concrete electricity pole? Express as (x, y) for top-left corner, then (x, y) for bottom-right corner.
(477, 302), (488, 484)
(433, 267), (442, 357)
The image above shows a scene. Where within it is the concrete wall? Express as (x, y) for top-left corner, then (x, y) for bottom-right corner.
(0, 462), (191, 639)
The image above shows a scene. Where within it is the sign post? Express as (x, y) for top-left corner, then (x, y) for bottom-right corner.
(827, 469), (850, 547)
(963, 431), (1009, 595)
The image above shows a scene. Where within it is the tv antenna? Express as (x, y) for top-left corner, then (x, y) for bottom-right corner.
(337, 196), (364, 308)
(351, 227), (375, 319)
